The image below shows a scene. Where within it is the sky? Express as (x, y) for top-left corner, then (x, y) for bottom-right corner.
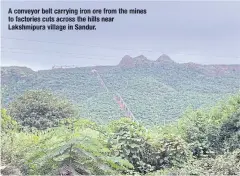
(1, 1), (240, 70)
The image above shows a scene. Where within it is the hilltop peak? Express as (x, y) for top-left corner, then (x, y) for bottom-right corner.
(135, 55), (148, 60)
(122, 55), (132, 60)
(118, 55), (134, 67)
(118, 55), (150, 68)
(156, 54), (175, 64)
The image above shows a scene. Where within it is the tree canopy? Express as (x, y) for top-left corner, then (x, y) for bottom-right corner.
(8, 90), (77, 130)
(1, 93), (239, 175)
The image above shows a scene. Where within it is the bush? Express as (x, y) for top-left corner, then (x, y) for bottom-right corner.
(8, 90), (77, 130)
(108, 118), (152, 173)
(176, 95), (240, 158)
(1, 108), (19, 133)
(214, 110), (240, 153)
(151, 135), (191, 169)
(108, 118), (190, 174)
(169, 149), (240, 175)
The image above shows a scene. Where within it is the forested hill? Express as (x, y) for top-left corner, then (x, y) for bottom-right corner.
(1, 54), (240, 126)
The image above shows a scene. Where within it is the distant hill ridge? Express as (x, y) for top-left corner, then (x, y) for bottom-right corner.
(2, 54), (239, 73)
(118, 54), (240, 75)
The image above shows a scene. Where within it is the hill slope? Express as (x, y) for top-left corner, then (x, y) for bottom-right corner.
(1, 55), (240, 126)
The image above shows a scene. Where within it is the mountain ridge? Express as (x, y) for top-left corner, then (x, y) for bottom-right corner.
(117, 54), (240, 75)
(2, 54), (240, 73)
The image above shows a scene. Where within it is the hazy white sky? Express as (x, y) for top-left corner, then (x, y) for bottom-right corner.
(1, 1), (240, 70)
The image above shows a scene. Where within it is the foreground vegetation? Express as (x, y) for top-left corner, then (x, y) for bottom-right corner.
(1, 90), (240, 175)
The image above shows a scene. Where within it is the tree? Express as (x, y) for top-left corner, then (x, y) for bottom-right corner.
(1, 108), (19, 134)
(215, 110), (240, 153)
(8, 90), (77, 130)
(1, 109), (19, 164)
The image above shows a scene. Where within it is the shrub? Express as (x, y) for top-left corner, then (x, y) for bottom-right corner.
(108, 118), (190, 174)
(8, 90), (77, 130)
(169, 149), (240, 175)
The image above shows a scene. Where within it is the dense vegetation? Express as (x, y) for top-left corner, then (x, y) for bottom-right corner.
(1, 90), (240, 175)
(1, 58), (240, 174)
(1, 59), (240, 126)
(8, 90), (77, 130)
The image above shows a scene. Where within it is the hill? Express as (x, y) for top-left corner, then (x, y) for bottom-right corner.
(1, 54), (240, 126)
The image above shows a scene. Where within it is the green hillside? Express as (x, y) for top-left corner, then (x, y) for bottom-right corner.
(1, 55), (240, 126)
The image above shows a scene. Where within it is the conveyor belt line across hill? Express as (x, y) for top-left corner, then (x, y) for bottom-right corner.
(91, 69), (136, 122)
